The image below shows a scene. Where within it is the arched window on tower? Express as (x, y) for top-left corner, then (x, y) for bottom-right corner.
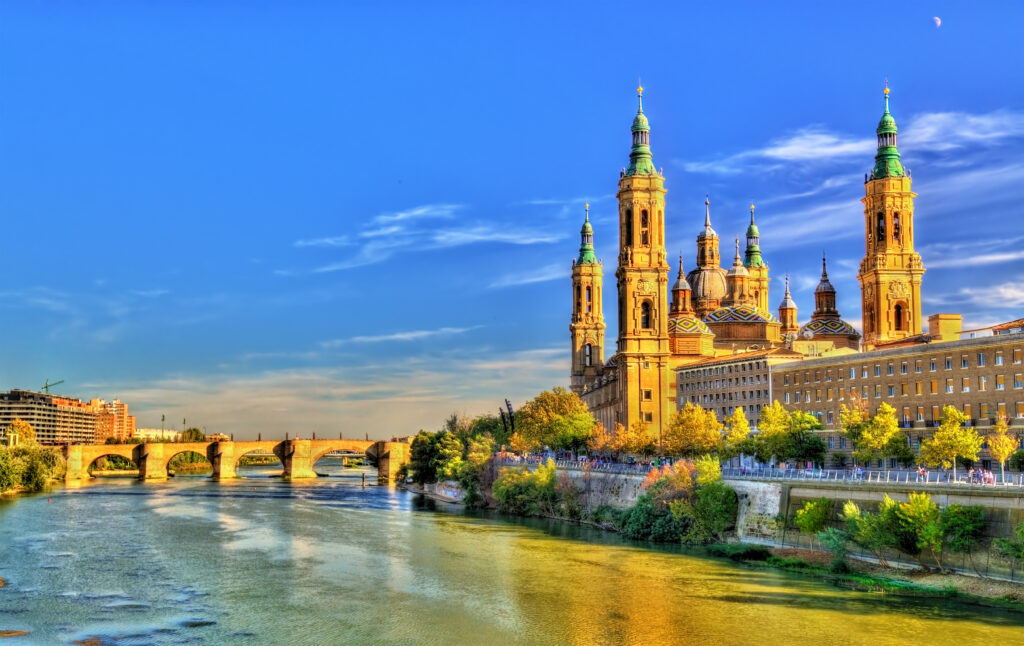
(584, 344), (592, 367)
(641, 302), (652, 329)
(585, 286), (592, 313)
(640, 210), (649, 246)
(575, 285), (581, 317)
(624, 209), (633, 248)
(894, 304), (905, 331)
(893, 213), (901, 242)
(876, 213), (885, 242)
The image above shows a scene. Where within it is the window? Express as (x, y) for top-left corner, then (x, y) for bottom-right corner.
(874, 365), (881, 377)
(916, 407), (924, 422)
(624, 209), (633, 246)
(784, 392), (790, 404)
(1015, 349), (1022, 364)
(850, 367), (856, 379)
(961, 355), (969, 369)
(643, 389), (652, 400)
(946, 379), (954, 394)
(862, 367), (869, 378)
(585, 286), (592, 313)
(915, 360), (922, 373)
(828, 436), (835, 449)
(888, 385), (895, 397)
(997, 375), (1005, 391)
(1017, 402), (1024, 418)
(876, 212), (885, 241)
(945, 357), (953, 370)
(981, 403), (990, 419)
(816, 390), (822, 402)
(930, 380), (938, 394)
(930, 359), (937, 372)
(644, 412), (653, 422)
(827, 411), (834, 425)
(978, 353), (987, 367)
(931, 405), (940, 422)
(962, 377), (970, 393)
(894, 304), (905, 331)
(640, 210), (650, 246)
(641, 302), (652, 329)
(839, 437), (846, 449)
(901, 362), (908, 375)
(584, 344), (593, 367)
(874, 385), (882, 398)
(901, 383), (908, 396)
(998, 402), (1007, 419)
(996, 352), (1004, 366)
(1016, 374), (1023, 389)
(980, 376), (988, 391)
(963, 403), (972, 419)
(915, 382), (922, 395)
(887, 363), (894, 376)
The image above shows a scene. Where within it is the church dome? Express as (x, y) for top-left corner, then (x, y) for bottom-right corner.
(669, 317), (713, 336)
(686, 267), (728, 301)
(704, 304), (778, 324)
(799, 318), (860, 338)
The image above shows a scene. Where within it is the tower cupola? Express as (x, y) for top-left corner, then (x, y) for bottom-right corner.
(626, 85), (656, 176)
(812, 254), (838, 319)
(778, 275), (799, 335)
(871, 84), (905, 180)
(576, 203), (597, 265)
(744, 203), (766, 268)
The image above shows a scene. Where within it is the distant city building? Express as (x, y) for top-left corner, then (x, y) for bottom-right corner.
(134, 428), (182, 442)
(91, 399), (136, 442)
(0, 390), (99, 444)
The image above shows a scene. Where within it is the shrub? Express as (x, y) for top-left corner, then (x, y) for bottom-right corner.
(704, 543), (772, 561)
(492, 458), (557, 517)
(794, 497), (833, 535)
(766, 555), (812, 570)
(672, 481), (739, 544)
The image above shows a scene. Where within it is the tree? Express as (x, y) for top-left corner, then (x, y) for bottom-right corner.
(986, 415), (1017, 483)
(841, 499), (894, 568)
(896, 492), (944, 569)
(673, 481), (738, 544)
(795, 497), (833, 535)
(180, 427), (205, 442)
(693, 454), (721, 487)
(995, 521), (1024, 567)
(750, 400), (791, 464)
(920, 406), (981, 481)
(858, 403), (902, 463)
(783, 411), (826, 466)
(587, 423), (612, 454)
(514, 387), (597, 452)
(720, 407), (750, 458)
(470, 414), (508, 447)
(432, 431), (465, 481)
(1011, 449), (1024, 472)
(838, 400), (869, 463)
(663, 402), (722, 457)
(409, 431), (438, 485)
(6, 419), (35, 446)
(941, 504), (985, 574)
(623, 421), (657, 457)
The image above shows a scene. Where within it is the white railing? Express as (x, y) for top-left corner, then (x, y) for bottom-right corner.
(719, 466), (1024, 488)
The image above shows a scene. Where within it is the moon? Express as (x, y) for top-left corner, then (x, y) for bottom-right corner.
(933, 16), (941, 28)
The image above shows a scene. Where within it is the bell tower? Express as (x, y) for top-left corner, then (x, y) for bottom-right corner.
(744, 203), (770, 312)
(615, 85), (670, 435)
(858, 84), (925, 349)
(570, 205), (605, 394)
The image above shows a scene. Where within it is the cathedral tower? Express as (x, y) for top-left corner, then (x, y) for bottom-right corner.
(858, 85), (925, 349)
(615, 85), (670, 433)
(778, 275), (798, 336)
(686, 197), (727, 318)
(570, 205), (605, 394)
(725, 238), (751, 307)
(744, 204), (770, 312)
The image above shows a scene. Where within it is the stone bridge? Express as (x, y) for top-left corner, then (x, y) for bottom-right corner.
(62, 439), (410, 484)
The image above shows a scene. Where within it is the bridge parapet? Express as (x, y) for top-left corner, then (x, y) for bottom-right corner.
(61, 437), (406, 483)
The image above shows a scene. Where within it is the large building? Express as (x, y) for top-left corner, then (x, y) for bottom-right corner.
(92, 398), (137, 443)
(571, 86), (867, 437)
(0, 390), (100, 444)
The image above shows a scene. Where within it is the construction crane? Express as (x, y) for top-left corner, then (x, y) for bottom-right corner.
(41, 379), (64, 394)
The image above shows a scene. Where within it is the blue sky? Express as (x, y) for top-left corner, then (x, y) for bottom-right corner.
(1, 2), (1023, 438)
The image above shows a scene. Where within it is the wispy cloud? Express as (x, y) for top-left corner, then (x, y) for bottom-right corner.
(287, 202), (564, 275)
(129, 289), (169, 298)
(489, 263), (566, 289)
(683, 108), (1024, 176)
(320, 325), (480, 348)
(927, 277), (1024, 309)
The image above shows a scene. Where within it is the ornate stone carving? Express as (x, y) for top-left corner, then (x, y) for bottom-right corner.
(888, 281), (908, 299)
(636, 279), (653, 294)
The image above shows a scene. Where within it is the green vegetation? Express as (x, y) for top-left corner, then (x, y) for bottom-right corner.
(994, 521), (1024, 567)
(737, 401), (827, 466)
(794, 497), (833, 535)
(492, 458), (558, 517)
(508, 387), (598, 453)
(0, 420), (67, 493)
(920, 406), (982, 481)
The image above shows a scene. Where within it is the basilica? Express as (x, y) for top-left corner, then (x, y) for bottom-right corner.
(570, 86), (930, 436)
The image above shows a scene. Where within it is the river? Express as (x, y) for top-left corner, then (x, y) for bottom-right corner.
(0, 459), (1021, 645)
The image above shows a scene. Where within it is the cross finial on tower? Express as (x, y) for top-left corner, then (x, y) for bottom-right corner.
(585, 202), (590, 221)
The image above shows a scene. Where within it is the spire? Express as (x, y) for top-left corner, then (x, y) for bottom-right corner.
(871, 82), (905, 179)
(778, 274), (797, 310)
(672, 253), (691, 291)
(744, 202), (766, 268)
(812, 253), (839, 320)
(576, 203), (597, 264)
(698, 195), (717, 239)
(625, 84), (656, 176)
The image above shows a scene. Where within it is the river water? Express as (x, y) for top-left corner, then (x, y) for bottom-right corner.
(0, 459), (1021, 645)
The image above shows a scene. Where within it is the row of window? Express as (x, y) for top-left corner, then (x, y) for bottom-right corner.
(794, 402), (1024, 428)
(781, 349), (1023, 386)
(680, 374), (765, 392)
(689, 389), (769, 405)
(782, 374), (1024, 404)
(679, 361), (767, 380)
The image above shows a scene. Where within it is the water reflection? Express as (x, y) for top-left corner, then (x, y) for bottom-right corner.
(0, 464), (1020, 645)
